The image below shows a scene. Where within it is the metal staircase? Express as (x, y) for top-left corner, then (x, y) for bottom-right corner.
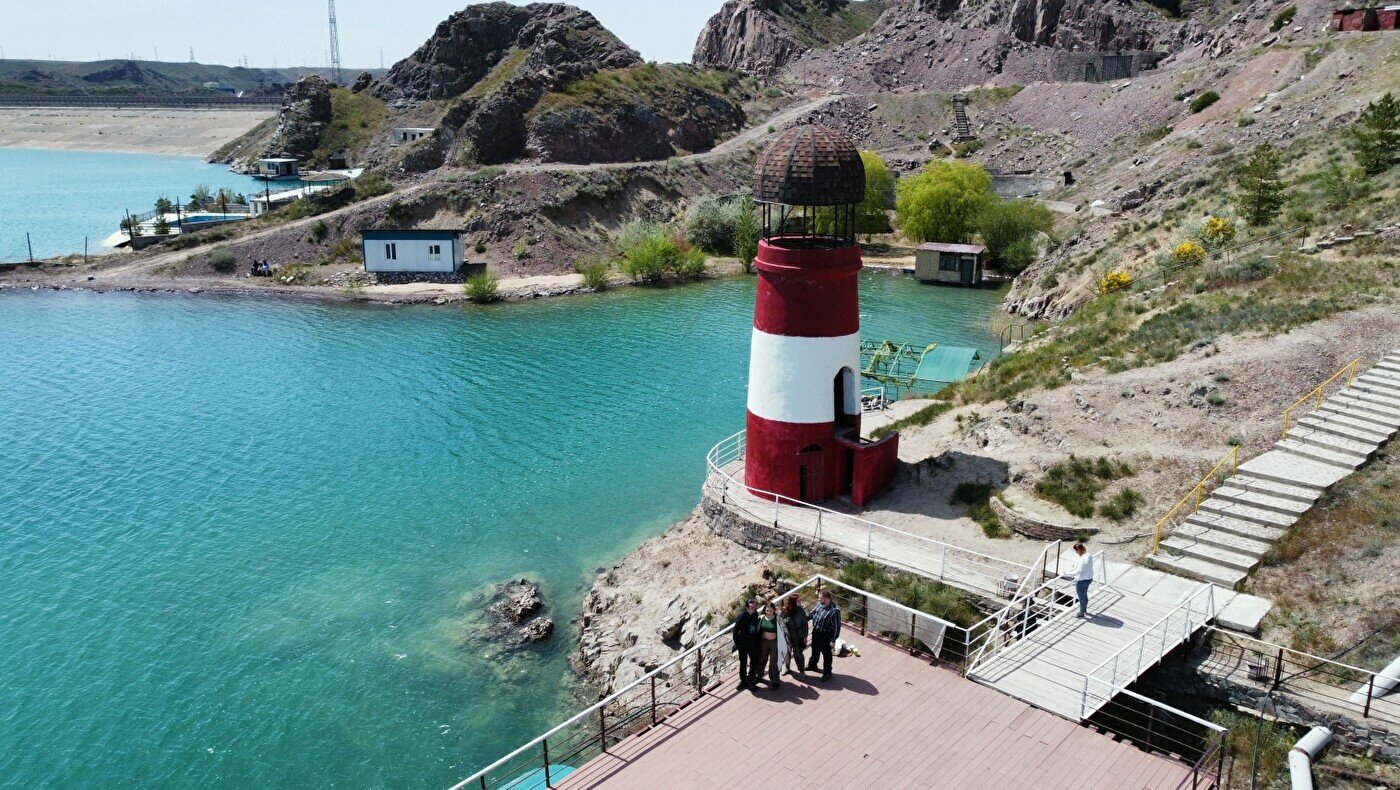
(950, 94), (975, 141)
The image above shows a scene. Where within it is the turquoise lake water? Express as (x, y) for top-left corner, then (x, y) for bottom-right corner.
(0, 148), (264, 261)
(0, 275), (1005, 788)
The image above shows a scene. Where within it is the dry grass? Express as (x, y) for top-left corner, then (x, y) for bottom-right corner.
(1252, 449), (1400, 661)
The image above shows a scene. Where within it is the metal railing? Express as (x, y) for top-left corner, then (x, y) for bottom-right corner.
(964, 547), (1114, 678)
(705, 430), (1034, 601)
(447, 574), (965, 790)
(1080, 583), (1216, 718)
(1080, 679), (1227, 790)
(1191, 629), (1400, 726)
(1281, 358), (1360, 439)
(1151, 446), (1240, 554)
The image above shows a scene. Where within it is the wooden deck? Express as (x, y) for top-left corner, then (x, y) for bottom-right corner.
(968, 587), (1188, 720)
(557, 633), (1198, 789)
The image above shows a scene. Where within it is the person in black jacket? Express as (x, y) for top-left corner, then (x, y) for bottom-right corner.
(781, 594), (810, 675)
(733, 599), (762, 690)
(806, 590), (841, 681)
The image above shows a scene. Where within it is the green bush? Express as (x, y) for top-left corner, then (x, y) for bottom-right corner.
(950, 483), (1008, 538)
(1098, 488), (1142, 521)
(1189, 91), (1220, 114)
(837, 561), (982, 629)
(474, 242), (487, 255)
(353, 174), (394, 200)
(309, 219), (329, 243)
(208, 246), (236, 274)
(683, 195), (744, 254)
(976, 199), (1054, 274)
(577, 260), (611, 291)
(1317, 162), (1370, 208)
(464, 272), (501, 303)
(732, 194), (759, 274)
(1035, 456), (1134, 518)
(1138, 126), (1172, 145)
(152, 217), (171, 236)
(1271, 6), (1296, 31)
(1221, 256), (1275, 283)
(617, 222), (706, 282)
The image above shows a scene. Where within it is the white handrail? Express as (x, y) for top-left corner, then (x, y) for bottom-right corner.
(448, 573), (960, 790)
(1079, 584), (1216, 718)
(705, 430), (1033, 578)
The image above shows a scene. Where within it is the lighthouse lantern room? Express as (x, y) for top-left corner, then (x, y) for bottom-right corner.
(744, 124), (900, 507)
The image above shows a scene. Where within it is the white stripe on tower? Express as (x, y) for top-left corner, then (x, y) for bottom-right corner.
(746, 328), (860, 424)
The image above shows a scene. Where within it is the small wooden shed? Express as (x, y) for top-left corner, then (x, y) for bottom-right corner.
(915, 242), (986, 286)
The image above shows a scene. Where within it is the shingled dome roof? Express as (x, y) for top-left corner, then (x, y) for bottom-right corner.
(753, 124), (865, 207)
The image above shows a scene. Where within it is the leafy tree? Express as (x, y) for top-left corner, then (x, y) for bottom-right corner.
(464, 271), (501, 303)
(732, 194), (760, 274)
(975, 199), (1053, 274)
(857, 150), (895, 234)
(154, 196), (173, 216)
(190, 184), (213, 206)
(1232, 144), (1286, 226)
(1349, 92), (1399, 175)
(896, 160), (994, 244)
(152, 216), (171, 236)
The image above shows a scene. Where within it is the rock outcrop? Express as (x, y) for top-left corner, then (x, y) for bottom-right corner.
(261, 75), (333, 161)
(526, 67), (749, 164)
(373, 2), (641, 165)
(694, 0), (892, 76)
(486, 578), (554, 645)
(374, 2), (638, 103)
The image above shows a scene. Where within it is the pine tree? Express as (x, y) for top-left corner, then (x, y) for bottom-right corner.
(1349, 92), (1399, 176)
(1232, 144), (1286, 226)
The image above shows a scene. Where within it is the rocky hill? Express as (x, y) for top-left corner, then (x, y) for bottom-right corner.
(693, 0), (892, 75)
(0, 58), (359, 97)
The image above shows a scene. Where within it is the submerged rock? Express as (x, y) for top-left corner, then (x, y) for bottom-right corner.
(486, 578), (554, 645)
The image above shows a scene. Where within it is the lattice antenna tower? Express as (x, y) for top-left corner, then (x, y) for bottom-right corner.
(327, 0), (342, 85)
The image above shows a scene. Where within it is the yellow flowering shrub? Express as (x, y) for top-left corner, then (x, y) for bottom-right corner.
(1174, 241), (1207, 266)
(1201, 216), (1237, 248)
(1099, 270), (1132, 295)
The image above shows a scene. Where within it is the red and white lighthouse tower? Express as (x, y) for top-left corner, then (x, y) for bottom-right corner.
(744, 124), (900, 507)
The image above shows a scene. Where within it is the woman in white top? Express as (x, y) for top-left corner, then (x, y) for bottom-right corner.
(1072, 542), (1094, 618)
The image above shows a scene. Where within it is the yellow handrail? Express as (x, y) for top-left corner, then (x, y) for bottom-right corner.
(1151, 446), (1240, 554)
(1281, 358), (1360, 439)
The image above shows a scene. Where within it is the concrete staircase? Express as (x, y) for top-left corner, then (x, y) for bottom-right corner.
(1149, 350), (1400, 587)
(951, 95), (974, 141)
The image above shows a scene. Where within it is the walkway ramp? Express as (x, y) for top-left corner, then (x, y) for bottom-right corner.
(1150, 349), (1400, 587)
(968, 579), (1216, 721)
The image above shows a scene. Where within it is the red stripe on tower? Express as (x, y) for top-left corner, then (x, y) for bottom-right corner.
(741, 124), (900, 507)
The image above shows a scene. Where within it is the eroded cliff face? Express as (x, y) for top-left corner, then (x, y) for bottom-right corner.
(373, 2), (638, 103)
(261, 75), (333, 161)
(693, 0), (891, 75)
(373, 2), (641, 166)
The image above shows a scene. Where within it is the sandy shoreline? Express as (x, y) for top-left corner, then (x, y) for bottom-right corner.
(0, 107), (272, 157)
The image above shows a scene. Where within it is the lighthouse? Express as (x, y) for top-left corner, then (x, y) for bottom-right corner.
(744, 124), (900, 507)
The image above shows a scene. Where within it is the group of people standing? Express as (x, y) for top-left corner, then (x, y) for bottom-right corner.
(733, 589), (842, 691)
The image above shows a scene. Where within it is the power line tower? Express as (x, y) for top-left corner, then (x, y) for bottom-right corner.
(327, 0), (342, 85)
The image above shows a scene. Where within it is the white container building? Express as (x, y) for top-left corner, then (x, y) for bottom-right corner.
(361, 229), (465, 273)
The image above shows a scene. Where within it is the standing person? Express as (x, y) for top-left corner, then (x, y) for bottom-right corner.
(806, 590), (841, 681)
(1072, 542), (1094, 618)
(782, 594), (810, 675)
(733, 599), (761, 690)
(757, 603), (782, 689)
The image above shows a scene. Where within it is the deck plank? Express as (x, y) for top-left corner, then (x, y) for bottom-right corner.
(554, 633), (1196, 790)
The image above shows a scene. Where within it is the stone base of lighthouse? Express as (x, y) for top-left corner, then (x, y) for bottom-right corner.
(742, 239), (900, 507)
